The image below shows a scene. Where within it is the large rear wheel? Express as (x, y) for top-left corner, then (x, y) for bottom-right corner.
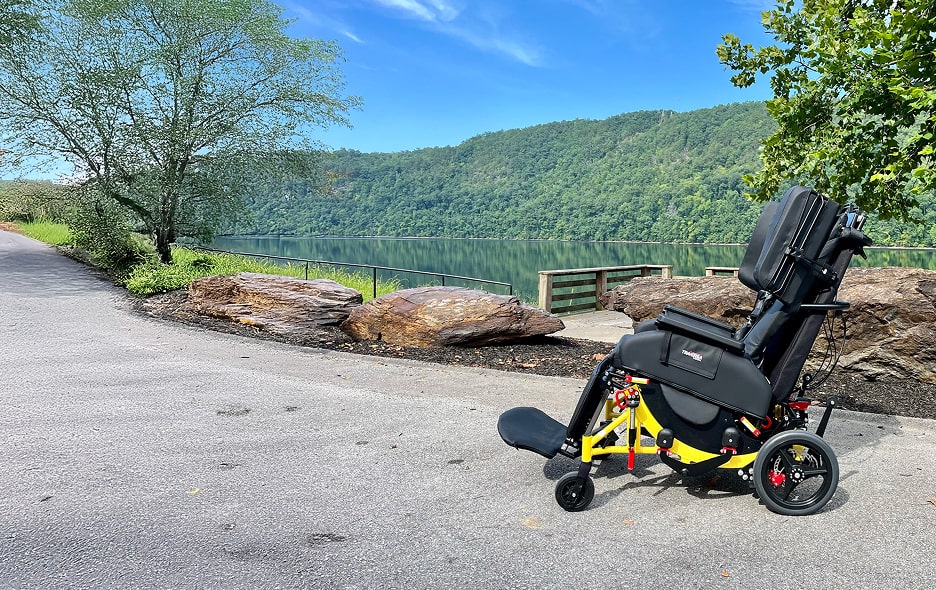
(753, 430), (839, 516)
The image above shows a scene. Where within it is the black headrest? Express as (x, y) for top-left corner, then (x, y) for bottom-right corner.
(737, 186), (841, 304)
(738, 201), (779, 291)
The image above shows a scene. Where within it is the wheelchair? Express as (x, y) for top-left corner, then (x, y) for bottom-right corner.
(498, 186), (872, 515)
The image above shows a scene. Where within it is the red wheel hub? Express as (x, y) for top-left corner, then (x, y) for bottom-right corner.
(768, 469), (786, 488)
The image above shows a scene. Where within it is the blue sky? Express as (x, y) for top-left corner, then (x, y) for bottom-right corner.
(283, 0), (778, 153)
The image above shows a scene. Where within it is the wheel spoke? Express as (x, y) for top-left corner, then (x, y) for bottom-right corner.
(802, 466), (828, 479)
(778, 448), (799, 471)
(778, 477), (796, 501)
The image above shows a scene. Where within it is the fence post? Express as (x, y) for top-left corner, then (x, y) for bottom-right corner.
(538, 272), (554, 313)
(372, 267), (377, 300)
(595, 269), (608, 311)
(662, 265), (673, 279)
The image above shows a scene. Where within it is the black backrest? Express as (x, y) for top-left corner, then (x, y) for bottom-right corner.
(565, 354), (614, 440)
(762, 213), (872, 400)
(736, 187), (842, 362)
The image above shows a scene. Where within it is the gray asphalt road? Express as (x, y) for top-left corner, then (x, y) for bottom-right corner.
(2, 229), (935, 589)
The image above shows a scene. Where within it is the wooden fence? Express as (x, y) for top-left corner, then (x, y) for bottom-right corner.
(538, 265), (673, 314)
(705, 266), (740, 277)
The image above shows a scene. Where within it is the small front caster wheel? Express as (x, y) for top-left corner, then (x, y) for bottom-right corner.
(554, 472), (595, 512)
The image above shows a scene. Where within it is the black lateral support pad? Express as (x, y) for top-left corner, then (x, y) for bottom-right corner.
(497, 407), (568, 459)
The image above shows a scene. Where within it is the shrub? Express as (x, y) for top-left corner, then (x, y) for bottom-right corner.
(68, 191), (156, 278)
(0, 181), (73, 223)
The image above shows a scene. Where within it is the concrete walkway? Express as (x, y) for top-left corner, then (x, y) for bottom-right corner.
(555, 309), (634, 343)
(2, 229), (935, 589)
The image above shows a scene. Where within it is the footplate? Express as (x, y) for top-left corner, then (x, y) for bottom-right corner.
(497, 407), (568, 459)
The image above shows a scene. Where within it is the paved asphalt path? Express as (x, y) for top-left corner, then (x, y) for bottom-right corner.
(2, 229), (935, 589)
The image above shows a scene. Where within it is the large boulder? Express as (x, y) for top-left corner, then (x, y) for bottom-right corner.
(600, 276), (756, 327)
(835, 267), (936, 382)
(601, 267), (936, 383)
(180, 272), (362, 336)
(341, 286), (564, 347)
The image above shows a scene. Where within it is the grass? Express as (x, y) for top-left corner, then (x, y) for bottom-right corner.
(16, 219), (72, 245)
(124, 246), (402, 300)
(10, 220), (402, 300)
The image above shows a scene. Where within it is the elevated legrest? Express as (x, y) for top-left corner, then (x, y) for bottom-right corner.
(497, 406), (568, 459)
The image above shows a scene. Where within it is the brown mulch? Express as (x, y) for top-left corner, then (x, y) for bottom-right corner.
(137, 290), (936, 421)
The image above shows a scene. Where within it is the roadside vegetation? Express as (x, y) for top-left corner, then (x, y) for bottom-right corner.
(123, 247), (401, 299)
(4, 216), (400, 301)
(16, 219), (71, 245)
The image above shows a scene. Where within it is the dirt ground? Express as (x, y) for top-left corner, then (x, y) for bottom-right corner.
(139, 290), (936, 421)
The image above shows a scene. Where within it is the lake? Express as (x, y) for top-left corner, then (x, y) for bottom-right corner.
(211, 236), (936, 302)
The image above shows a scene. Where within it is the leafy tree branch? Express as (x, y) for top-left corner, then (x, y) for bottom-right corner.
(717, 0), (936, 221)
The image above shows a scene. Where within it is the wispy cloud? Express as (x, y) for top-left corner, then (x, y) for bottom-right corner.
(342, 30), (364, 43)
(425, 0), (460, 21)
(559, 0), (657, 36)
(446, 26), (543, 67)
(284, 1), (366, 44)
(373, 0), (461, 22)
(369, 0), (543, 66)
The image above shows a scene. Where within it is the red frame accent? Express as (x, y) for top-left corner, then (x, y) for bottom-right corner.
(768, 469), (786, 488)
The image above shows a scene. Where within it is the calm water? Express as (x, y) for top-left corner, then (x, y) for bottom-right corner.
(211, 236), (936, 301)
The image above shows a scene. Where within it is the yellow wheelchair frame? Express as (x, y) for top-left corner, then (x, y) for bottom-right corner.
(552, 371), (840, 515)
(582, 382), (757, 471)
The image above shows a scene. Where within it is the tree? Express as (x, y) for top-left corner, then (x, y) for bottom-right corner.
(717, 0), (935, 220)
(0, 0), (360, 262)
(0, 0), (38, 45)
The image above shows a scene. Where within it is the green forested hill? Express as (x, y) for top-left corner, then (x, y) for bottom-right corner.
(235, 102), (936, 246)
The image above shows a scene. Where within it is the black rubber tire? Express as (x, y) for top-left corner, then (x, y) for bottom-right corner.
(554, 472), (595, 512)
(753, 430), (839, 516)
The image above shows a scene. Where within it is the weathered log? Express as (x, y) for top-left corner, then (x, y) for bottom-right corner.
(341, 286), (564, 347)
(601, 267), (936, 383)
(181, 272), (362, 336)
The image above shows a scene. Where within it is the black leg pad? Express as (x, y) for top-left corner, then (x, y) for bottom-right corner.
(497, 407), (568, 459)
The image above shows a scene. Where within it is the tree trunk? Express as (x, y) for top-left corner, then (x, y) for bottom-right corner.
(155, 227), (172, 264)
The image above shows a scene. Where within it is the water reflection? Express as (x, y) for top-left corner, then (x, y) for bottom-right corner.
(211, 236), (935, 302)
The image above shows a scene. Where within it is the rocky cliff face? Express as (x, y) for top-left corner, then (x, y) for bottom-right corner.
(835, 267), (936, 383)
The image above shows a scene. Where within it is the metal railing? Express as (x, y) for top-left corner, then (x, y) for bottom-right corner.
(191, 246), (513, 299)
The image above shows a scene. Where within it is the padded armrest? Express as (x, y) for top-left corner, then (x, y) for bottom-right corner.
(655, 307), (745, 355)
(661, 305), (737, 335)
(799, 300), (850, 312)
